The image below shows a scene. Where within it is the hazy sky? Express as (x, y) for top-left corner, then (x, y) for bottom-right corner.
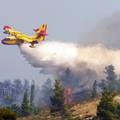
(0, 0), (120, 84)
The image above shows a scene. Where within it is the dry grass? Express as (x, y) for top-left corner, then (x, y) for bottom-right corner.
(17, 99), (100, 120)
(71, 99), (99, 120)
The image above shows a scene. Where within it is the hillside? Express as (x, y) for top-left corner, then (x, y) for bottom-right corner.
(71, 99), (99, 120)
(17, 99), (99, 120)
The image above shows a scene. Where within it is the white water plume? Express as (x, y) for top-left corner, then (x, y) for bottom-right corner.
(19, 41), (120, 76)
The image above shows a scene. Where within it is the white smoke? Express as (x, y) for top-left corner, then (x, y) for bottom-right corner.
(19, 41), (120, 77)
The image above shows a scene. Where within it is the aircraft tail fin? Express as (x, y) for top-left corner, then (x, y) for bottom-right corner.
(33, 24), (47, 41)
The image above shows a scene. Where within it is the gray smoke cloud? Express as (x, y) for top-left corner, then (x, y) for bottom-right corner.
(81, 12), (120, 49)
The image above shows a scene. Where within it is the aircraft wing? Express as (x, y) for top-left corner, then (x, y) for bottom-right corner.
(3, 26), (33, 43)
(16, 34), (33, 43)
(6, 36), (17, 39)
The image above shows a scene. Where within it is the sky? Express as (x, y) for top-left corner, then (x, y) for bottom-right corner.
(0, 0), (120, 84)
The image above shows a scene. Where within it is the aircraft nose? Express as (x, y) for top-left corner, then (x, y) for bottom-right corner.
(1, 38), (17, 45)
(1, 39), (8, 44)
(1, 38), (11, 44)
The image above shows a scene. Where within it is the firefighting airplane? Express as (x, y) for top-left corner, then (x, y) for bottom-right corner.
(1, 24), (47, 48)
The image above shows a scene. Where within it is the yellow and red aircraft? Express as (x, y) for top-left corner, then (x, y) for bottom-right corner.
(1, 24), (47, 48)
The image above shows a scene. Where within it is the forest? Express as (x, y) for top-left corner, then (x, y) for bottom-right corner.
(1, 65), (120, 119)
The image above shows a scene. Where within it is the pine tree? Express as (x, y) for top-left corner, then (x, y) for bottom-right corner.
(105, 65), (117, 92)
(30, 80), (35, 111)
(64, 105), (74, 120)
(41, 78), (53, 106)
(95, 89), (119, 120)
(21, 89), (30, 116)
(50, 80), (64, 112)
(91, 80), (97, 98)
(0, 108), (17, 120)
(11, 104), (22, 116)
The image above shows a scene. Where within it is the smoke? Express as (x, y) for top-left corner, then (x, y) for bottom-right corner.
(19, 12), (120, 76)
(19, 42), (120, 76)
(19, 41), (120, 100)
(19, 13), (120, 98)
(82, 12), (120, 49)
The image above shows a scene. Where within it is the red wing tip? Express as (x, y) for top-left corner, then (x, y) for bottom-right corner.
(3, 25), (12, 30)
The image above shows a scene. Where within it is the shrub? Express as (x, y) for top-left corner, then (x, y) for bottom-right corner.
(0, 108), (17, 120)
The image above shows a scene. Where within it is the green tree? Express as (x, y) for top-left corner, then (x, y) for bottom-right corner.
(94, 89), (119, 120)
(116, 104), (120, 119)
(21, 89), (30, 116)
(41, 78), (53, 106)
(50, 80), (64, 112)
(105, 65), (117, 92)
(50, 80), (75, 119)
(64, 105), (74, 120)
(30, 80), (35, 112)
(0, 108), (17, 120)
(11, 104), (22, 116)
(91, 80), (97, 98)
